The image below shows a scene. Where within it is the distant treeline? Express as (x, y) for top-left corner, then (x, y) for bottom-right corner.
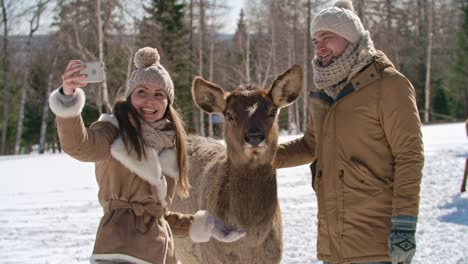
(0, 0), (467, 155)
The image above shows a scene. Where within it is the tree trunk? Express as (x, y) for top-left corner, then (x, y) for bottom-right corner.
(462, 158), (468, 193)
(302, 0), (312, 132)
(198, 0), (206, 136)
(417, 0), (427, 115)
(245, 29), (251, 83)
(424, 0), (434, 123)
(14, 80), (27, 154)
(255, 28), (269, 88)
(189, 0), (200, 134)
(1, 0), (9, 155)
(464, 89), (468, 119)
(287, 4), (294, 134)
(270, 2), (278, 76)
(39, 53), (58, 154)
(15, 0), (48, 154)
(97, 0), (112, 113)
(115, 44), (135, 98)
(292, 2), (300, 131)
(385, 0), (394, 63)
(355, 0), (365, 26)
(207, 0), (216, 138)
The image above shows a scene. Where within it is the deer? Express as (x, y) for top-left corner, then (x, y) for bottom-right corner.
(171, 65), (303, 264)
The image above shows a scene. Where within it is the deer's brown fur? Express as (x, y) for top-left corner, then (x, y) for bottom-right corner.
(171, 65), (303, 264)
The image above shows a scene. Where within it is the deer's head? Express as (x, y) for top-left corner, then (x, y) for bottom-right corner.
(192, 65), (303, 165)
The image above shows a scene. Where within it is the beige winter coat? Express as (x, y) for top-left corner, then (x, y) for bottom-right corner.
(275, 52), (424, 263)
(49, 88), (203, 264)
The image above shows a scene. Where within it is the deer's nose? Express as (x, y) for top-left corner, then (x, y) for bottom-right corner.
(245, 128), (265, 146)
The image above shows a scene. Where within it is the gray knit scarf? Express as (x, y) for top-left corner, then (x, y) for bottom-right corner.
(312, 31), (377, 99)
(140, 118), (176, 152)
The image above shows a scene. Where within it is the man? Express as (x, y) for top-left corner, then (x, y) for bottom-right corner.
(275, 1), (424, 263)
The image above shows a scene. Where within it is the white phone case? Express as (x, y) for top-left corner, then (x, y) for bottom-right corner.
(80, 61), (104, 83)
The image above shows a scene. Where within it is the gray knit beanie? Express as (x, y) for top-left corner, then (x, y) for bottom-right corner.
(126, 47), (174, 104)
(311, 0), (365, 43)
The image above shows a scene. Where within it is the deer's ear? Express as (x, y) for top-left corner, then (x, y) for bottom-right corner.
(192, 77), (227, 114)
(267, 65), (303, 108)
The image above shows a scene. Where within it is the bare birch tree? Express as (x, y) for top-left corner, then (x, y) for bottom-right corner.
(231, 9), (251, 85)
(424, 0), (434, 122)
(302, 0), (313, 132)
(207, 0), (216, 138)
(54, 0), (124, 116)
(204, 0), (227, 137)
(198, 0), (206, 136)
(97, 0), (112, 113)
(0, 0), (10, 154)
(269, 0), (278, 77)
(14, 0), (49, 154)
(286, 0), (299, 133)
(188, 0), (201, 134)
(39, 44), (58, 154)
(242, 10), (251, 84)
(244, 0), (273, 88)
(353, 0), (365, 26)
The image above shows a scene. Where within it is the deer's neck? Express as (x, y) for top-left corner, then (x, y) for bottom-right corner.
(217, 162), (278, 229)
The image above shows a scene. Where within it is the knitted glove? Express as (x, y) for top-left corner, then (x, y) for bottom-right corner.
(189, 210), (246, 243)
(388, 215), (417, 264)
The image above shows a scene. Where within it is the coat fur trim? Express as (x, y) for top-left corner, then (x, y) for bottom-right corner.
(48, 87), (85, 118)
(111, 138), (172, 207)
(159, 148), (179, 179)
(99, 113), (180, 180)
(98, 113), (179, 207)
(90, 254), (152, 264)
(189, 210), (212, 242)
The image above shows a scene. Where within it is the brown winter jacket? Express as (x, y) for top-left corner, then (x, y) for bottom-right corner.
(275, 52), (424, 263)
(48, 88), (196, 264)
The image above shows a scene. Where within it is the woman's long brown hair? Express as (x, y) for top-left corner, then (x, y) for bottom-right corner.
(167, 104), (190, 198)
(113, 97), (190, 198)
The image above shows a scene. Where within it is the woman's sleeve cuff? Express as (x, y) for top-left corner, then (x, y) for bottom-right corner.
(48, 87), (85, 118)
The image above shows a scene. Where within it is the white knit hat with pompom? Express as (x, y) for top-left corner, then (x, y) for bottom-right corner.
(126, 47), (174, 104)
(311, 0), (365, 43)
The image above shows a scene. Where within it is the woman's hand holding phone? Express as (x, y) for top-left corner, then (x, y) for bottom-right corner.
(62, 60), (87, 96)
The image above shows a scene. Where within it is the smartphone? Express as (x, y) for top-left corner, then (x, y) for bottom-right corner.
(79, 61), (105, 83)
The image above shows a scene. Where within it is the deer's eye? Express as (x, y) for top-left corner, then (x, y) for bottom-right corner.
(225, 112), (234, 121)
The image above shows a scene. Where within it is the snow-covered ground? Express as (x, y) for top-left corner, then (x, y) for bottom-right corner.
(1, 122), (467, 263)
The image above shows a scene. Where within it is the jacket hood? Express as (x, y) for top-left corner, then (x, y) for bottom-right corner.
(373, 50), (394, 71)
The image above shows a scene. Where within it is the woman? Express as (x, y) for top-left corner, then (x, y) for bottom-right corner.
(48, 47), (245, 264)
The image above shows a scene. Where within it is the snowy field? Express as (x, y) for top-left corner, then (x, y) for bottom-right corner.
(1, 122), (467, 264)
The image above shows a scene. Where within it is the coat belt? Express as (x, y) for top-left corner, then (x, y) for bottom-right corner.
(105, 199), (164, 233)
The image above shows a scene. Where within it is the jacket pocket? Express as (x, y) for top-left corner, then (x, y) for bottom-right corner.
(349, 157), (392, 191)
(310, 159), (317, 191)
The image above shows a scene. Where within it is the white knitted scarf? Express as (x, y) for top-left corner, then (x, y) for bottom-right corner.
(312, 31), (377, 99)
(140, 118), (175, 152)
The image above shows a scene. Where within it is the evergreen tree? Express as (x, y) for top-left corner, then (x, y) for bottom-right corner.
(452, 0), (468, 118)
(228, 9), (249, 85)
(432, 81), (454, 121)
(233, 9), (247, 54)
(139, 0), (194, 124)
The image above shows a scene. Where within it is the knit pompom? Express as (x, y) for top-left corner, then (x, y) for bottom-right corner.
(134, 47), (160, 69)
(334, 0), (354, 12)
